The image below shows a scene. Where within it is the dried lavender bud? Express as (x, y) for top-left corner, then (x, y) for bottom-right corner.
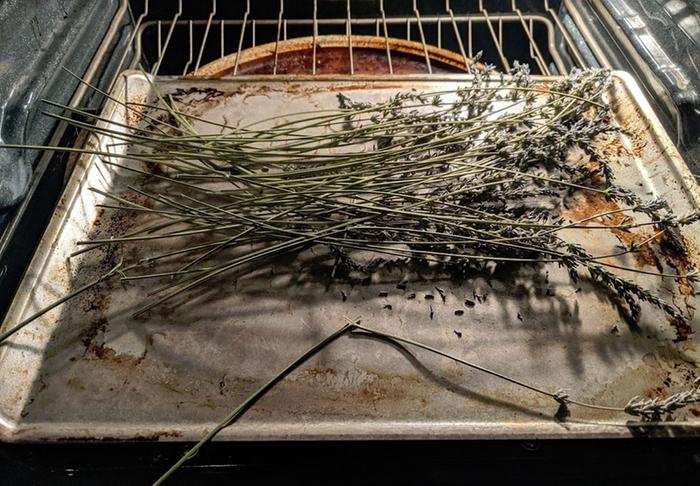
(624, 379), (700, 421)
(435, 287), (447, 303)
(553, 389), (570, 405)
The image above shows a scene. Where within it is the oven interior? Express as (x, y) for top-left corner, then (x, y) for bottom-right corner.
(0, 0), (698, 482)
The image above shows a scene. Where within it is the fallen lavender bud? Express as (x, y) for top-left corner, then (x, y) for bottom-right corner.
(624, 378), (700, 421)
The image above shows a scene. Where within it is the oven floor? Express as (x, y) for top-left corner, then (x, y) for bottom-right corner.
(1, 439), (699, 485)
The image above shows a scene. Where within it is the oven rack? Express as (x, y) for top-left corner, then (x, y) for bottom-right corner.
(117, 0), (591, 81)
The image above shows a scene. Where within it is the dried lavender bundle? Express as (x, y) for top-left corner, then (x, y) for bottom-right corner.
(0, 62), (697, 344)
(107, 64), (696, 325)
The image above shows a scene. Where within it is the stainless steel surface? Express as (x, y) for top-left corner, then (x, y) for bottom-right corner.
(0, 72), (698, 442)
(0, 0), (131, 290)
(564, 0), (682, 144)
(569, 0), (700, 167)
(132, 0), (586, 76)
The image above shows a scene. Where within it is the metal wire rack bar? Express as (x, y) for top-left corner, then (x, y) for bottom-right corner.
(133, 0), (585, 76)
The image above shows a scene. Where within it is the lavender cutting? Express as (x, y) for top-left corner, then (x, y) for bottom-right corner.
(0, 62), (697, 343)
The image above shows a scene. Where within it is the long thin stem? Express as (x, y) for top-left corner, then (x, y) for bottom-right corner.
(154, 315), (698, 486)
(0, 260), (125, 345)
(152, 320), (357, 486)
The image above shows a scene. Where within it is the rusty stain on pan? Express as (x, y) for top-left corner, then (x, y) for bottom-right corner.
(191, 35), (476, 77)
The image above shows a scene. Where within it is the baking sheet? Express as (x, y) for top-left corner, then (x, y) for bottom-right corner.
(0, 71), (699, 442)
